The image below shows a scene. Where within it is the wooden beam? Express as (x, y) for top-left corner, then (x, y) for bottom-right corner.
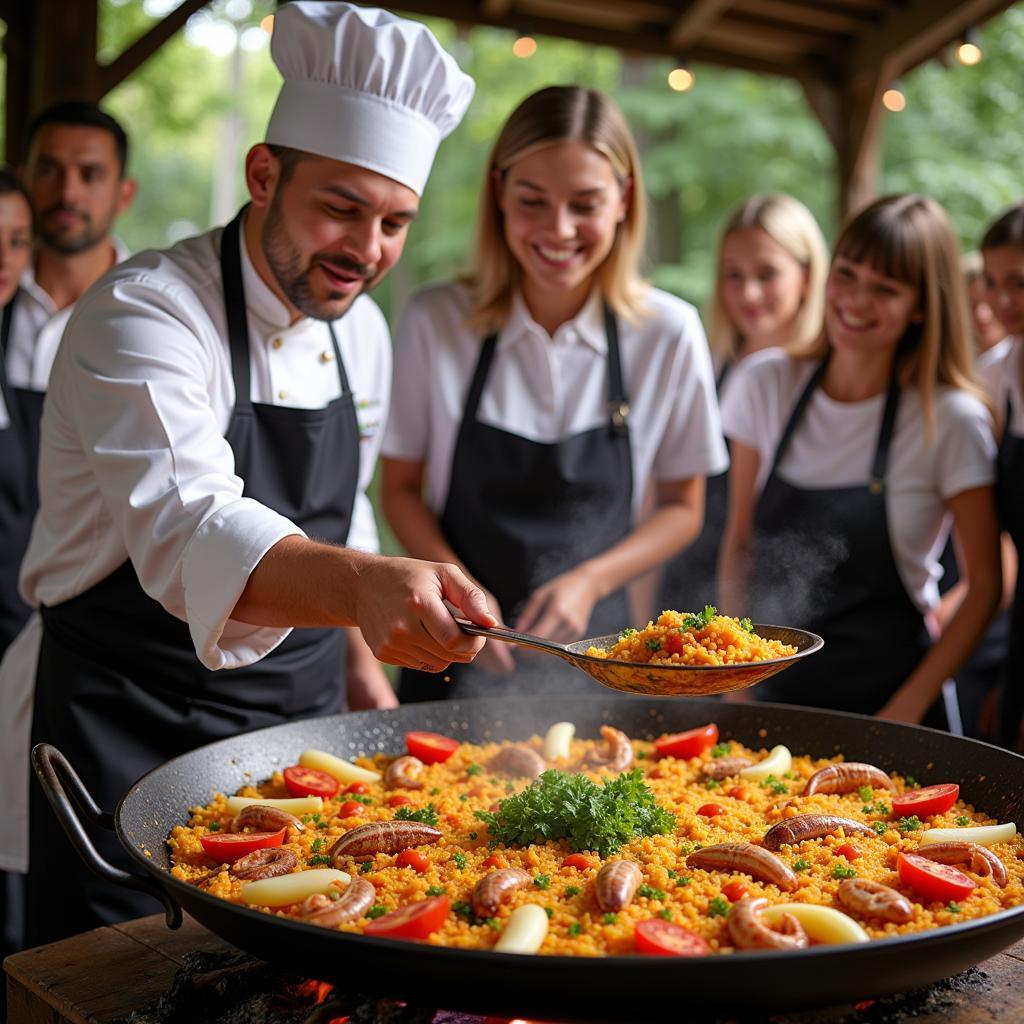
(847, 0), (1015, 83)
(30, 0), (101, 106)
(2, 0), (33, 164)
(98, 0), (212, 97)
(733, 0), (872, 35)
(669, 0), (731, 51)
(481, 0), (514, 15)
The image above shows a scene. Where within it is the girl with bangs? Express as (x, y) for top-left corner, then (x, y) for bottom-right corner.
(659, 193), (828, 616)
(719, 194), (1001, 722)
(978, 203), (1024, 749)
(381, 86), (727, 699)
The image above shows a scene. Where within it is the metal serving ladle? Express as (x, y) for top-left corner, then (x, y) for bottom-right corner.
(454, 619), (824, 697)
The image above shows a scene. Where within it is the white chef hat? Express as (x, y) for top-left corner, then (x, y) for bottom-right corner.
(265, 2), (475, 196)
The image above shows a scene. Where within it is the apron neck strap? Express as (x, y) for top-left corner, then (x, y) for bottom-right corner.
(769, 353), (902, 490)
(715, 357), (732, 395)
(220, 208), (350, 412)
(0, 291), (17, 406)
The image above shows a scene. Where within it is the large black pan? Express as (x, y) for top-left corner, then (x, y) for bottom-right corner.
(35, 698), (1024, 1022)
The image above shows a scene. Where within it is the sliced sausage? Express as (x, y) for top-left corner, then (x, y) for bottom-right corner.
(330, 821), (442, 863)
(488, 746), (546, 779)
(595, 860), (642, 912)
(912, 842), (1007, 885)
(300, 877), (376, 927)
(836, 878), (914, 923)
(230, 804), (304, 834)
(584, 726), (633, 773)
(385, 755), (425, 790)
(230, 847), (297, 881)
(471, 868), (532, 918)
(686, 843), (797, 891)
(802, 763), (896, 796)
(727, 897), (808, 951)
(702, 757), (754, 781)
(763, 814), (876, 850)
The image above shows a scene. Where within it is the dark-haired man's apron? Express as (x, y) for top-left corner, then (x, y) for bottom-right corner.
(400, 306), (633, 701)
(658, 359), (732, 615)
(0, 293), (44, 967)
(995, 395), (1024, 749)
(748, 359), (931, 715)
(27, 209), (361, 945)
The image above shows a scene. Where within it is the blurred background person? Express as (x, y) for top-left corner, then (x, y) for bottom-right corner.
(964, 249), (1006, 354)
(382, 85), (727, 700)
(657, 193), (827, 617)
(719, 194), (1001, 723)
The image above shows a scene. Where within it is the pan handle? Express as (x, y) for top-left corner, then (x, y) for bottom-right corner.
(453, 618), (577, 663)
(31, 743), (182, 929)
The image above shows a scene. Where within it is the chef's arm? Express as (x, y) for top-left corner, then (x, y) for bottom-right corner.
(232, 536), (494, 671)
(513, 476), (704, 642)
(717, 441), (761, 617)
(876, 485), (1002, 724)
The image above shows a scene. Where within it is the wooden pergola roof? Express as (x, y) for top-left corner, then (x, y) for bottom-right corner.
(2, 0), (1015, 213)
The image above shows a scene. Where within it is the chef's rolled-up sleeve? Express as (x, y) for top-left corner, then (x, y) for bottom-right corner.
(65, 276), (301, 670)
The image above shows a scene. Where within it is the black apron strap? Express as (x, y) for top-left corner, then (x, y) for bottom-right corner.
(767, 356), (829, 476)
(461, 333), (498, 423)
(715, 358), (732, 395)
(604, 302), (629, 435)
(0, 294), (14, 414)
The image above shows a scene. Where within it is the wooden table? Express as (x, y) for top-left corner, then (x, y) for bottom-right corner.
(4, 914), (1024, 1024)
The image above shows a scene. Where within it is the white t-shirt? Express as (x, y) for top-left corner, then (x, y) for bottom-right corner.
(720, 348), (997, 612)
(382, 282), (729, 518)
(978, 336), (1024, 437)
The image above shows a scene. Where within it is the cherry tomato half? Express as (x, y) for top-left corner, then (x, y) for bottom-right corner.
(654, 724), (719, 760)
(283, 765), (339, 799)
(897, 851), (975, 903)
(405, 731), (459, 765)
(395, 849), (429, 872)
(892, 784), (959, 819)
(697, 803), (726, 818)
(339, 800), (364, 818)
(482, 854), (506, 870)
(634, 919), (711, 957)
(728, 786), (748, 801)
(561, 854), (592, 871)
(345, 782), (370, 795)
(364, 895), (450, 939)
(837, 843), (861, 861)
(199, 828), (286, 862)
(723, 881), (749, 902)
(387, 795), (413, 808)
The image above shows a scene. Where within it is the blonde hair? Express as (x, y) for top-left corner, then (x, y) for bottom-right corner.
(791, 193), (987, 433)
(707, 193), (828, 360)
(464, 86), (648, 335)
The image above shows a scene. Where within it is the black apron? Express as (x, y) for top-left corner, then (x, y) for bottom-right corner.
(27, 209), (362, 945)
(749, 358), (931, 715)
(400, 306), (633, 701)
(995, 395), (1024, 749)
(657, 358), (732, 616)
(0, 294), (45, 655)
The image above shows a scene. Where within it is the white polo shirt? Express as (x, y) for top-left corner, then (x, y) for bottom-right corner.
(382, 281), (728, 517)
(721, 348), (998, 612)
(978, 336), (1024, 436)
(19, 219), (389, 671)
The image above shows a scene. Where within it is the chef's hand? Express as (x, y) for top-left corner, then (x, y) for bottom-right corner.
(514, 565), (601, 646)
(354, 556), (495, 671)
(874, 691), (925, 725)
(345, 628), (399, 710)
(472, 587), (516, 676)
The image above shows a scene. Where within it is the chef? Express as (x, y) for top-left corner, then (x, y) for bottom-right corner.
(8, 1), (486, 947)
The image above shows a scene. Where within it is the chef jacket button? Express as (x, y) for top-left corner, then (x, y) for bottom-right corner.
(319, 350), (335, 363)
(278, 389), (289, 401)
(271, 337), (283, 350)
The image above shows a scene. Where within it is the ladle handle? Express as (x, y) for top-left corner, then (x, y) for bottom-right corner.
(31, 743), (183, 929)
(454, 618), (577, 664)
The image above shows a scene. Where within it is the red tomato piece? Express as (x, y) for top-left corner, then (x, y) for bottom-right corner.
(697, 803), (725, 818)
(395, 849), (429, 872)
(364, 895), (449, 939)
(898, 852), (975, 903)
(561, 854), (592, 870)
(405, 731), (459, 765)
(283, 765), (339, 799)
(344, 782), (369, 795)
(837, 843), (861, 861)
(664, 633), (686, 656)
(892, 784), (959, 819)
(654, 724), (719, 760)
(728, 786), (748, 801)
(199, 828), (286, 862)
(647, 769), (663, 780)
(482, 854), (506, 870)
(634, 919), (711, 957)
(387, 795), (413, 807)
(723, 881), (749, 902)
(339, 800), (364, 818)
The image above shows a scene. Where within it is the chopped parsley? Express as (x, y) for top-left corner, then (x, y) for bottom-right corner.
(452, 900), (484, 925)
(897, 815), (923, 833)
(956, 816), (971, 827)
(761, 775), (787, 795)
(666, 869), (678, 879)
(207, 820), (221, 832)
(359, 860), (374, 874)
(831, 864), (857, 879)
(568, 922), (583, 936)
(638, 884), (666, 901)
(564, 885), (581, 898)
(316, 820), (330, 830)
(862, 801), (890, 817)
(344, 793), (372, 805)
(659, 907), (673, 920)
(636, 750), (647, 759)
(705, 779), (721, 790)
(452, 851), (467, 870)
(871, 821), (889, 835)
(533, 874), (551, 890)
(309, 854), (331, 867)
(466, 764), (482, 776)
(858, 786), (874, 802)
(793, 858), (811, 872)
(310, 838), (325, 854)
(474, 769), (675, 858)
(394, 803), (439, 826)
(487, 917), (501, 930)
(366, 905), (387, 919)
(681, 605), (718, 631)
(459, 794), (469, 802)
(676, 877), (691, 887)
(603, 913), (618, 925)
(711, 743), (731, 758)
(619, 628), (637, 638)
(947, 902), (962, 914)
(645, 639), (661, 651)
(426, 886), (447, 896)
(739, 617), (754, 633)
(505, 782), (515, 793)
(904, 776), (919, 788)
(707, 896), (730, 918)
(543, 907), (554, 918)
(430, 787), (441, 796)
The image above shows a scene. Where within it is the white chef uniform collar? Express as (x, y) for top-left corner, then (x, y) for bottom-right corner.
(265, 1), (475, 196)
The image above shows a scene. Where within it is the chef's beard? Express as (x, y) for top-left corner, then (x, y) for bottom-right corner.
(38, 202), (116, 255)
(261, 190), (377, 322)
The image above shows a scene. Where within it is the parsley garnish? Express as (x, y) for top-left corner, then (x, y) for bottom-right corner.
(711, 743), (730, 758)
(394, 803), (439, 826)
(947, 902), (962, 914)
(568, 922), (583, 936)
(459, 794), (469, 801)
(659, 907), (673, 920)
(603, 912), (618, 924)
(533, 874), (551, 889)
(707, 896), (730, 917)
(645, 639), (661, 651)
(543, 907), (554, 918)
(761, 775), (787, 794)
(956, 816), (970, 826)
(452, 851), (467, 870)
(705, 779), (721, 790)
(862, 801), (890, 817)
(430, 787), (441, 796)
(452, 900), (484, 925)
(564, 885), (581, 898)
(739, 617), (754, 632)
(677, 876), (691, 886)
(858, 786), (874, 802)
(359, 860), (374, 874)
(793, 858), (810, 872)
(666, 869), (678, 879)
(426, 886), (446, 896)
(207, 820), (221, 832)
(831, 864), (857, 879)
(309, 854), (331, 867)
(904, 776), (919, 788)
(345, 793), (372, 805)
(636, 750), (647, 759)
(474, 769), (675, 858)
(619, 628), (637, 638)
(487, 917), (501, 930)
(466, 764), (482, 776)
(316, 820), (329, 829)
(872, 821), (889, 835)
(638, 884), (666, 901)
(310, 838), (325, 854)
(366, 905), (387, 919)
(897, 815), (922, 832)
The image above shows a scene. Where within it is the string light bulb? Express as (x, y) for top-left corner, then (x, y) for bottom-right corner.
(667, 59), (695, 92)
(957, 29), (983, 66)
(260, 13), (274, 33)
(882, 82), (906, 112)
(512, 31), (537, 58)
